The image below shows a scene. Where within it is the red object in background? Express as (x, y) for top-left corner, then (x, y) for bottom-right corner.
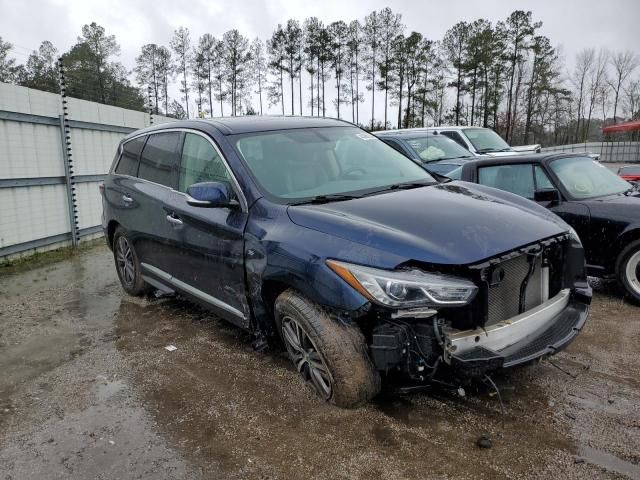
(620, 174), (640, 181)
(618, 166), (640, 182)
(602, 119), (640, 134)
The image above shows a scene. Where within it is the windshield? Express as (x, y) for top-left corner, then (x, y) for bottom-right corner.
(232, 127), (435, 200)
(463, 128), (511, 152)
(550, 156), (630, 199)
(404, 135), (472, 162)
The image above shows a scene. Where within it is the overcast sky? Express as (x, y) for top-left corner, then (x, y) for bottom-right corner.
(2, 0), (639, 121)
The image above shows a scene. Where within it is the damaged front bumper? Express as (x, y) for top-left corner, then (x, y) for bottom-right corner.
(443, 287), (590, 376)
(369, 286), (591, 381)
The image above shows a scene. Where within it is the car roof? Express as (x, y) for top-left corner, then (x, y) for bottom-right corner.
(375, 129), (438, 137)
(459, 152), (593, 167)
(422, 126), (486, 131)
(123, 116), (356, 139)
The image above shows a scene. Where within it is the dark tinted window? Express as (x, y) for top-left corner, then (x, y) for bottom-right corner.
(138, 132), (182, 188)
(381, 138), (408, 155)
(440, 131), (467, 148)
(114, 136), (146, 176)
(178, 133), (231, 192)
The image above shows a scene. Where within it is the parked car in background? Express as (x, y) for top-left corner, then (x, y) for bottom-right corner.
(618, 165), (640, 183)
(455, 153), (640, 303)
(375, 130), (476, 175)
(101, 117), (591, 407)
(420, 126), (541, 156)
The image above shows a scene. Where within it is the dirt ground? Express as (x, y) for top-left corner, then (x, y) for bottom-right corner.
(1, 244), (639, 480)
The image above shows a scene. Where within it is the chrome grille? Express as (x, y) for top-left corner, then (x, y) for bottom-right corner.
(487, 254), (544, 326)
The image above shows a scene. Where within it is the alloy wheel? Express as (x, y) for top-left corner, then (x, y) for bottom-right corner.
(115, 236), (136, 287)
(281, 315), (333, 400)
(625, 249), (640, 297)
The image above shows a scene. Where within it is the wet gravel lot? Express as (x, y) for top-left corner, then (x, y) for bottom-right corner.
(1, 244), (639, 479)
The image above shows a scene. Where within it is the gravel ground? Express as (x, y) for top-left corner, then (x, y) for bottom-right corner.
(0, 244), (639, 479)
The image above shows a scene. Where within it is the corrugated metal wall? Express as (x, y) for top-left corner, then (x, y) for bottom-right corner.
(0, 82), (173, 260)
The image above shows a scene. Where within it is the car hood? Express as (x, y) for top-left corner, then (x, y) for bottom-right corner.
(287, 182), (569, 266)
(583, 191), (640, 221)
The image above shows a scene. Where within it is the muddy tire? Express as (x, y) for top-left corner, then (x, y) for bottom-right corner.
(616, 240), (640, 305)
(274, 289), (381, 408)
(112, 227), (150, 297)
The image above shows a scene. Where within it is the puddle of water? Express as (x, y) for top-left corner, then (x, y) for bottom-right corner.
(579, 445), (640, 479)
(95, 378), (127, 403)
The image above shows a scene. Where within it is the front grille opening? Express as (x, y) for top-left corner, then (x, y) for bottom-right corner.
(481, 239), (566, 327)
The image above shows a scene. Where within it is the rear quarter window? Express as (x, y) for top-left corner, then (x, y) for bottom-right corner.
(114, 136), (146, 176)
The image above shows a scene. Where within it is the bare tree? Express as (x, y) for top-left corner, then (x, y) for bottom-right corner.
(608, 50), (639, 123)
(584, 49), (608, 140)
(571, 48), (595, 142)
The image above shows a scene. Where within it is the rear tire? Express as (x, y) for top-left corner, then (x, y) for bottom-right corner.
(616, 240), (640, 305)
(274, 289), (380, 408)
(112, 227), (150, 297)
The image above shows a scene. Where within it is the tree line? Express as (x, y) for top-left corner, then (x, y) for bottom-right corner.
(1, 9), (639, 146)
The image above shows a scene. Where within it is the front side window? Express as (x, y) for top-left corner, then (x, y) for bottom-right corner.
(535, 166), (554, 190)
(231, 127), (434, 200)
(115, 136), (146, 176)
(405, 135), (472, 162)
(478, 164), (536, 199)
(463, 128), (511, 154)
(549, 156), (630, 199)
(138, 132), (182, 188)
(178, 133), (231, 192)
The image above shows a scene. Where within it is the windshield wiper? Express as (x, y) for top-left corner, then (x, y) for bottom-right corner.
(476, 147), (499, 153)
(363, 180), (434, 196)
(292, 193), (361, 205)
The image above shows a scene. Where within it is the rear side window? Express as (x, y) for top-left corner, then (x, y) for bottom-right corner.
(178, 133), (231, 192)
(138, 132), (182, 188)
(114, 136), (146, 176)
(478, 164), (535, 199)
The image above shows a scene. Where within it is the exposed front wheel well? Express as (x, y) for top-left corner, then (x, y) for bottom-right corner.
(260, 279), (290, 318)
(107, 220), (120, 248)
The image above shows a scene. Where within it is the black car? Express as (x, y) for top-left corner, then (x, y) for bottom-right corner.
(101, 117), (591, 407)
(455, 153), (640, 303)
(375, 130), (476, 175)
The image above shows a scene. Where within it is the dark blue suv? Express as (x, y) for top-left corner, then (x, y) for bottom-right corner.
(102, 117), (591, 407)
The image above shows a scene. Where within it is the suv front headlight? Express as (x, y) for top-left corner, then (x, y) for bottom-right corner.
(326, 260), (478, 307)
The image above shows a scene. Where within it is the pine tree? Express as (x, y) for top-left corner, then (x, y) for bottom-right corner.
(171, 27), (192, 117)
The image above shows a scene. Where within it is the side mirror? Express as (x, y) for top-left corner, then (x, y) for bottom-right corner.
(534, 188), (561, 204)
(186, 181), (235, 208)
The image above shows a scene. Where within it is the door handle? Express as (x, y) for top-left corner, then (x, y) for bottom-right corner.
(166, 214), (183, 227)
(122, 194), (134, 204)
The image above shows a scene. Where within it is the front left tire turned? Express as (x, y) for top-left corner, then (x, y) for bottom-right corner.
(275, 289), (381, 408)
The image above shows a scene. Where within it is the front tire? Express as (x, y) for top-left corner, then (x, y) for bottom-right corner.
(274, 290), (381, 408)
(616, 240), (640, 305)
(112, 227), (150, 297)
